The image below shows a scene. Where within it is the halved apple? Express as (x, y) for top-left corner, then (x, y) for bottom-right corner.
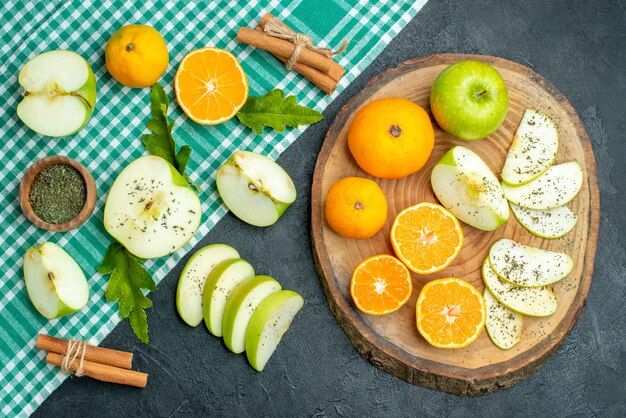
(489, 239), (573, 287)
(176, 244), (240, 327)
(23, 242), (89, 319)
(245, 290), (304, 371)
(103, 156), (202, 259)
(17, 50), (96, 137)
(431, 146), (509, 231)
(202, 258), (255, 337)
(510, 203), (578, 239)
(482, 258), (557, 317)
(222, 275), (282, 354)
(501, 109), (558, 186)
(216, 151), (296, 227)
(484, 288), (523, 350)
(502, 162), (583, 210)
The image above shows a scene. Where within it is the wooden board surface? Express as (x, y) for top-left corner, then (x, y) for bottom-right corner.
(311, 54), (600, 395)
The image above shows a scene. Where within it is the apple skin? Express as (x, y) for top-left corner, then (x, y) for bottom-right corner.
(17, 50), (97, 137)
(430, 60), (508, 141)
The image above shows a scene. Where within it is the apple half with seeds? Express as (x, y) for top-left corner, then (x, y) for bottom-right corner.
(17, 50), (96, 137)
(104, 156), (202, 259)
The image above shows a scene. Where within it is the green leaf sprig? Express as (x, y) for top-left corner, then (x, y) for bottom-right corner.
(236, 89), (323, 134)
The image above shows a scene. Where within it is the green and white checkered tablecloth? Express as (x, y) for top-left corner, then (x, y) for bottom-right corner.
(0, 0), (427, 415)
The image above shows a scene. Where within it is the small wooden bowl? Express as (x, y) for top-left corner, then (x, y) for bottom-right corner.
(19, 155), (97, 232)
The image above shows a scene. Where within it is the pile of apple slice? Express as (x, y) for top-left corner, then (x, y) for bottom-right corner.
(501, 109), (583, 238)
(482, 238), (573, 349)
(176, 244), (303, 371)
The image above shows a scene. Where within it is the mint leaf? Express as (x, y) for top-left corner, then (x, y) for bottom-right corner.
(236, 89), (323, 134)
(98, 242), (157, 344)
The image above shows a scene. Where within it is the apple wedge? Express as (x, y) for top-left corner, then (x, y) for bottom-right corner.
(176, 244), (240, 327)
(245, 290), (304, 372)
(501, 109), (558, 186)
(431, 146), (509, 231)
(216, 151), (296, 227)
(104, 156), (202, 259)
(489, 239), (573, 287)
(502, 162), (583, 210)
(484, 288), (523, 350)
(510, 203), (578, 239)
(482, 258), (557, 317)
(17, 50), (96, 137)
(23, 242), (89, 319)
(222, 275), (282, 354)
(202, 258), (255, 337)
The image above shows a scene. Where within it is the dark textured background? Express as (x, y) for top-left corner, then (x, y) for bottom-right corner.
(35, 0), (626, 416)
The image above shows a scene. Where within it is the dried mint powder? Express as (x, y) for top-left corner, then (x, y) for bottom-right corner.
(29, 164), (86, 224)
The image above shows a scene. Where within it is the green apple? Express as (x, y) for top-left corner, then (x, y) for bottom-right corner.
(222, 276), (282, 354)
(489, 239), (573, 287)
(482, 257), (557, 317)
(430, 60), (508, 141)
(431, 146), (509, 231)
(202, 258), (255, 337)
(176, 244), (240, 327)
(216, 151), (296, 227)
(484, 288), (523, 350)
(510, 203), (578, 239)
(17, 50), (97, 137)
(23, 242), (89, 319)
(245, 290), (304, 372)
(502, 162), (583, 210)
(104, 156), (202, 259)
(501, 109), (558, 186)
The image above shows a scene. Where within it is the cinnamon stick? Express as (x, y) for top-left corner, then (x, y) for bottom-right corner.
(258, 13), (346, 82)
(237, 27), (333, 74)
(36, 334), (133, 370)
(46, 352), (148, 388)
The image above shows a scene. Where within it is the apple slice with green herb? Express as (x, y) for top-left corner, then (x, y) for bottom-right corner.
(222, 275), (282, 354)
(501, 109), (558, 186)
(245, 290), (304, 372)
(502, 162), (583, 210)
(176, 244), (240, 327)
(510, 203), (578, 239)
(431, 146), (509, 231)
(484, 288), (523, 350)
(23, 242), (89, 319)
(202, 258), (255, 337)
(482, 258), (557, 317)
(489, 239), (573, 287)
(216, 151), (296, 227)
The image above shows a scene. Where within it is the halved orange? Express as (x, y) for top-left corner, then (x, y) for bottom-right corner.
(174, 47), (248, 125)
(416, 278), (486, 348)
(350, 254), (412, 315)
(391, 202), (463, 274)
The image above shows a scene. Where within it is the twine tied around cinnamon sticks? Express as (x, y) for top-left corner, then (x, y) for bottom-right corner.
(60, 338), (87, 377)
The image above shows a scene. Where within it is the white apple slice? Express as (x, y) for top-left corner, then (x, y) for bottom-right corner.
(245, 290), (304, 371)
(489, 239), (573, 287)
(510, 203), (578, 239)
(222, 275), (282, 354)
(502, 162), (583, 210)
(431, 146), (509, 231)
(484, 288), (523, 350)
(104, 156), (202, 259)
(23, 242), (89, 319)
(17, 50), (97, 137)
(202, 258), (255, 337)
(176, 244), (240, 327)
(501, 109), (558, 186)
(216, 151), (296, 227)
(482, 258), (557, 317)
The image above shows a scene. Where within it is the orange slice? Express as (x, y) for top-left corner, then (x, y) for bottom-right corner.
(350, 254), (412, 315)
(174, 47), (248, 125)
(390, 202), (463, 274)
(416, 278), (486, 348)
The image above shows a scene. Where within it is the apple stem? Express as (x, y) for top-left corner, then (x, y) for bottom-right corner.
(475, 89), (488, 98)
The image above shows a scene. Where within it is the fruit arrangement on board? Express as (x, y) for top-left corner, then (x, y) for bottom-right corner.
(323, 60), (583, 350)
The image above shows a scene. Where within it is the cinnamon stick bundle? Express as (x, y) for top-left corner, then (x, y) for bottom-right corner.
(36, 334), (133, 369)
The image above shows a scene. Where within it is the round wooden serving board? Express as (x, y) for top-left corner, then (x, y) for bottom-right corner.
(311, 54), (599, 395)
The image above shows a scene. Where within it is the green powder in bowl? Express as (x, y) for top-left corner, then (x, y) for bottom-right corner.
(28, 164), (87, 225)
